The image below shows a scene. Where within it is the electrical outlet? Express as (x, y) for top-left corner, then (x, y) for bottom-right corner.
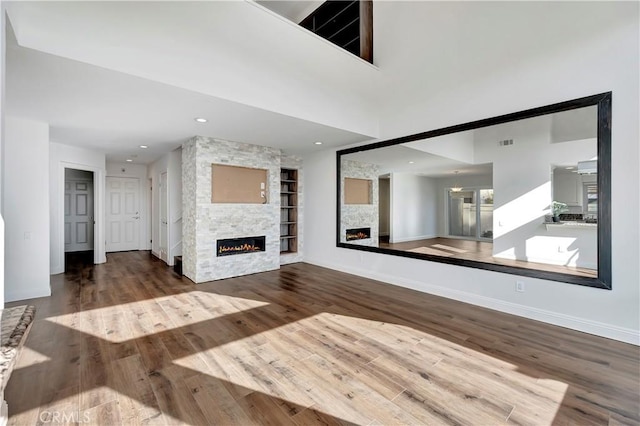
(260, 182), (265, 190)
(516, 281), (525, 292)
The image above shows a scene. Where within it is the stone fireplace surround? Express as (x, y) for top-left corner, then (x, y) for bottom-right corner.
(182, 136), (282, 283)
(340, 159), (379, 247)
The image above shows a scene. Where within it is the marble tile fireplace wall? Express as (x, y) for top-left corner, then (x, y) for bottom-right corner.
(340, 159), (379, 247)
(182, 136), (281, 283)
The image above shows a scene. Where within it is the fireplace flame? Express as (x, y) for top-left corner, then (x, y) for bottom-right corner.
(346, 231), (370, 241)
(218, 243), (261, 254)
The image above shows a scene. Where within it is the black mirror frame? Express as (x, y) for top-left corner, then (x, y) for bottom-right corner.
(336, 92), (612, 290)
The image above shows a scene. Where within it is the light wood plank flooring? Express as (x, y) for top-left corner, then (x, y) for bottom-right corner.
(379, 237), (597, 278)
(6, 251), (638, 425)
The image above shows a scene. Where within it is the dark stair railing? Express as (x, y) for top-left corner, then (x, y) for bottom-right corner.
(300, 0), (373, 64)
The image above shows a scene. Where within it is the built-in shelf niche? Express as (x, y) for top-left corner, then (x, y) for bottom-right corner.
(211, 164), (268, 204)
(280, 168), (298, 253)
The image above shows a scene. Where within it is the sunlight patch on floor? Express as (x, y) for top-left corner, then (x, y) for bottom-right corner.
(407, 246), (454, 256)
(44, 293), (270, 342)
(172, 311), (569, 425)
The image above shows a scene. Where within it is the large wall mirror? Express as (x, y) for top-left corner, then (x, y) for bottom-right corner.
(337, 93), (611, 289)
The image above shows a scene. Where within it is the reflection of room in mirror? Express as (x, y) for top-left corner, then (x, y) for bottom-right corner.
(340, 104), (599, 279)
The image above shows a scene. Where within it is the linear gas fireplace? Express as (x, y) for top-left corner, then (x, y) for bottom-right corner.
(217, 236), (266, 257)
(346, 227), (371, 241)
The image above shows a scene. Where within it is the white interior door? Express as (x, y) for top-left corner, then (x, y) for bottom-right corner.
(159, 172), (168, 262)
(65, 179), (94, 252)
(106, 177), (140, 252)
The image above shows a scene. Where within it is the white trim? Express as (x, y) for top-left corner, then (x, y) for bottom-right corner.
(5, 287), (51, 303)
(304, 258), (640, 346)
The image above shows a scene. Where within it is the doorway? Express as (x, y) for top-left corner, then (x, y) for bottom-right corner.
(448, 188), (494, 240)
(106, 177), (141, 252)
(378, 176), (390, 241)
(64, 169), (94, 252)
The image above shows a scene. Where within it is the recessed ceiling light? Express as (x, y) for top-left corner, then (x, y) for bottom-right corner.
(139, 145), (148, 149)
(565, 166), (575, 170)
(314, 141), (323, 145)
(126, 159), (133, 162)
(408, 161), (415, 164)
(195, 117), (208, 123)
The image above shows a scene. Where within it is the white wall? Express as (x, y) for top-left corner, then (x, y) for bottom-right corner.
(106, 161), (150, 252)
(0, 3), (6, 307)
(148, 147), (182, 265)
(390, 173), (437, 243)
(404, 131), (475, 164)
(4, 117), (50, 302)
(305, 2), (639, 344)
(50, 142), (106, 274)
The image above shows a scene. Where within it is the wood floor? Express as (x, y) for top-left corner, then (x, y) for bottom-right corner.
(379, 237), (598, 278)
(6, 251), (638, 425)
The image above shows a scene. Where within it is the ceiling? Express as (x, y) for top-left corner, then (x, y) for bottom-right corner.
(4, 1), (374, 164)
(344, 144), (493, 178)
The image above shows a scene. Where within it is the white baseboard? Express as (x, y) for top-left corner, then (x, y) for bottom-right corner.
(6, 287), (52, 303)
(50, 265), (63, 275)
(305, 258), (639, 346)
(390, 234), (437, 243)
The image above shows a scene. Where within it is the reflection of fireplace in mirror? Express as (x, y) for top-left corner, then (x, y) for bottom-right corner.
(217, 236), (266, 256)
(346, 227), (371, 241)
